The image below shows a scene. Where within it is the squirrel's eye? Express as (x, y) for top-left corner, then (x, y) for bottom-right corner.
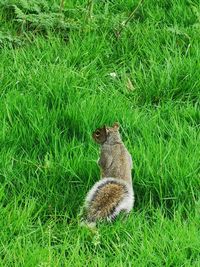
(95, 130), (100, 136)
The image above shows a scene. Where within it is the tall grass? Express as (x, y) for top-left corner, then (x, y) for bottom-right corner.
(0, 0), (200, 266)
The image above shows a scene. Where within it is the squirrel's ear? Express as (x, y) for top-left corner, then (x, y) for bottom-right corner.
(113, 122), (120, 130)
(103, 125), (108, 135)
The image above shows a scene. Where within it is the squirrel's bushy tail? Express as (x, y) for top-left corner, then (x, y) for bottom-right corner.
(82, 177), (134, 224)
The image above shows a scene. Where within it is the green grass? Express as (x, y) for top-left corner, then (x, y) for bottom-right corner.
(0, 0), (200, 266)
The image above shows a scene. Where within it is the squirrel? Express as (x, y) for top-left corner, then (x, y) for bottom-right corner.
(82, 123), (134, 226)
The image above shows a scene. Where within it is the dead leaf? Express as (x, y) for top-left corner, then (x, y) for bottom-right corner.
(126, 77), (135, 91)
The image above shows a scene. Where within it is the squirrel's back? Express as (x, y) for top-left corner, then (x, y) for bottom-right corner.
(100, 143), (132, 184)
(93, 123), (133, 185)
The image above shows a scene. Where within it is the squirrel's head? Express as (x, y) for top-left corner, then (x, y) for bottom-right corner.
(92, 123), (121, 145)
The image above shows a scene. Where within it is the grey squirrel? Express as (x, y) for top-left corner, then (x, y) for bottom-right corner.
(82, 123), (134, 226)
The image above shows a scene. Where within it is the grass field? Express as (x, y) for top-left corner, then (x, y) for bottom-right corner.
(0, 0), (200, 266)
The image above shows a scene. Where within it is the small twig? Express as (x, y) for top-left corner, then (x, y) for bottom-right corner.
(60, 0), (65, 13)
(86, 0), (94, 20)
(115, 0), (144, 39)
